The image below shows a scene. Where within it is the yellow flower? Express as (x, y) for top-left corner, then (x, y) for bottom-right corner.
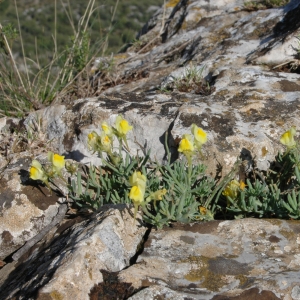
(53, 153), (65, 169)
(29, 160), (49, 189)
(151, 189), (167, 201)
(239, 180), (246, 191)
(48, 152), (65, 174)
(191, 124), (207, 149)
(199, 206), (207, 215)
(100, 132), (112, 153)
(129, 170), (147, 223)
(148, 189), (167, 208)
(178, 134), (194, 153)
(29, 160), (47, 181)
(87, 131), (99, 152)
(129, 171), (147, 190)
(280, 127), (296, 148)
(222, 180), (240, 200)
(129, 185), (145, 205)
(115, 115), (133, 137)
(101, 122), (113, 137)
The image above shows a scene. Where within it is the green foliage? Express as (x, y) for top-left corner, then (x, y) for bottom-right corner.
(0, 0), (164, 116)
(162, 64), (214, 95)
(282, 188), (300, 219)
(28, 117), (300, 228)
(66, 121), (218, 228)
(0, 0), (10, 12)
(223, 142), (300, 220)
(0, 23), (18, 51)
(69, 152), (151, 210)
(141, 160), (216, 228)
(226, 179), (271, 218)
(0, 0), (164, 58)
(68, 142), (216, 227)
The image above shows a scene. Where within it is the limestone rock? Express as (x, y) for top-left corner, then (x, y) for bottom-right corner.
(120, 219), (300, 299)
(128, 285), (189, 299)
(0, 205), (147, 300)
(0, 155), (63, 261)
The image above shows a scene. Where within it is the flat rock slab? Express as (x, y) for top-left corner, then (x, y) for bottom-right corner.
(120, 219), (300, 299)
(0, 205), (147, 300)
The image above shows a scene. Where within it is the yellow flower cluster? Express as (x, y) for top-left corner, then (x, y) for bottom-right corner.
(87, 115), (133, 156)
(88, 131), (113, 154)
(29, 152), (65, 189)
(178, 124), (207, 156)
(128, 171), (147, 222)
(222, 179), (246, 204)
(128, 170), (167, 222)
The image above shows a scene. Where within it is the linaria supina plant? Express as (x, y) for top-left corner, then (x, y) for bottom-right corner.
(29, 120), (300, 227)
(221, 127), (300, 220)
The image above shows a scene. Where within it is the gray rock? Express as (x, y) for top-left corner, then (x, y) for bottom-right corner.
(128, 285), (189, 299)
(120, 219), (300, 299)
(0, 205), (147, 300)
(0, 156), (63, 261)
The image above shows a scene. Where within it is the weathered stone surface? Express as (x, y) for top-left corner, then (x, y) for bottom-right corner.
(0, 156), (62, 261)
(120, 219), (300, 299)
(0, 205), (147, 300)
(128, 285), (190, 299)
(1, 0), (300, 298)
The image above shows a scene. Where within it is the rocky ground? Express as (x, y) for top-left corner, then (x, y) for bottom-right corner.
(1, 0), (300, 299)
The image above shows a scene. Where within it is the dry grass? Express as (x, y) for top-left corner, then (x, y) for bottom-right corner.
(0, 0), (109, 117)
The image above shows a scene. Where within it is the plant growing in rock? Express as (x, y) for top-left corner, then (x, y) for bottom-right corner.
(69, 115), (137, 209)
(161, 64), (214, 95)
(0, 114), (57, 180)
(222, 127), (300, 220)
(139, 125), (216, 227)
(50, 118), (218, 227)
(28, 111), (300, 227)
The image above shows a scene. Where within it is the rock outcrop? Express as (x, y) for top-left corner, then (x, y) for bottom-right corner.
(0, 205), (146, 300)
(1, 0), (300, 298)
(122, 219), (300, 299)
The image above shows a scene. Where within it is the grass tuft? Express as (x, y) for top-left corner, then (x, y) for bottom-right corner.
(0, 0), (107, 117)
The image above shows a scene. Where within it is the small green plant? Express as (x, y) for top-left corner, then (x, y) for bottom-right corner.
(161, 64), (213, 95)
(0, 114), (55, 163)
(222, 127), (300, 220)
(130, 124), (218, 227)
(142, 158), (215, 227)
(28, 115), (218, 227)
